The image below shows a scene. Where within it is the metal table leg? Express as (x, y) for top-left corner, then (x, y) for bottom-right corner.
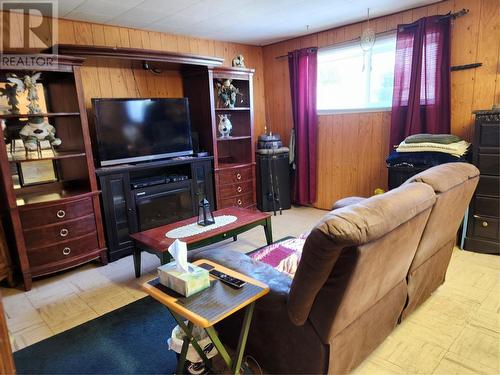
(205, 302), (255, 375)
(263, 217), (273, 245)
(171, 313), (213, 373)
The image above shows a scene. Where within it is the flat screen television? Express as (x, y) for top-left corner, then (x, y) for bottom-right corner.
(92, 98), (193, 166)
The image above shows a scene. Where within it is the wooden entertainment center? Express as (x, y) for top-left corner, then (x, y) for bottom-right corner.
(57, 45), (256, 208)
(0, 46), (257, 287)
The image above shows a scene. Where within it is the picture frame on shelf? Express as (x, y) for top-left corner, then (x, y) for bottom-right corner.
(17, 159), (58, 187)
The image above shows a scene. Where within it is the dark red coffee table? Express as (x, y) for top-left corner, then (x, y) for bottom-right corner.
(130, 207), (272, 277)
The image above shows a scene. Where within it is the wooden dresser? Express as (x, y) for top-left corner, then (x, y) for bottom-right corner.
(463, 110), (500, 254)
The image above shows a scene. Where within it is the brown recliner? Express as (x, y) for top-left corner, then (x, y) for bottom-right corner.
(399, 162), (479, 319)
(189, 182), (436, 374)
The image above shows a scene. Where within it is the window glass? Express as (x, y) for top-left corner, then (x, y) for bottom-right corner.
(317, 33), (396, 112)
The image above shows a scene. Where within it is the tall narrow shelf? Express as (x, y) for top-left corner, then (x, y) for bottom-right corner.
(184, 67), (256, 209)
(0, 54), (108, 290)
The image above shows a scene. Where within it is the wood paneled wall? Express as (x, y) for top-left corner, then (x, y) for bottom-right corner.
(263, 0), (500, 210)
(3, 12), (266, 138)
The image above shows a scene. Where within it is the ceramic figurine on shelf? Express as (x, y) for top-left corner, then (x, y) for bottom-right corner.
(0, 83), (20, 114)
(7, 72), (42, 114)
(232, 54), (246, 68)
(19, 116), (61, 152)
(215, 79), (243, 108)
(218, 114), (232, 138)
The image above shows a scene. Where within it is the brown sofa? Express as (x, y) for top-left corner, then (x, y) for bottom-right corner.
(190, 182), (436, 374)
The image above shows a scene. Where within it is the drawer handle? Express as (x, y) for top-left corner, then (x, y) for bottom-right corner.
(62, 247), (71, 255)
(56, 210), (66, 219)
(237, 199), (242, 206)
(236, 173), (242, 180)
(60, 228), (69, 237)
(237, 186), (242, 193)
(474, 215), (490, 228)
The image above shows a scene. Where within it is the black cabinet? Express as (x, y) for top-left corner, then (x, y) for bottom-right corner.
(97, 157), (214, 261)
(99, 173), (135, 260)
(463, 110), (500, 254)
(256, 152), (291, 212)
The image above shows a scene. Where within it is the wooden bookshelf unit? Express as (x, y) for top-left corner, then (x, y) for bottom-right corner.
(212, 68), (256, 209)
(183, 67), (256, 210)
(0, 55), (107, 290)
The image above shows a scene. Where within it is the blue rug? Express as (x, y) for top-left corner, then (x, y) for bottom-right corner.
(14, 297), (177, 374)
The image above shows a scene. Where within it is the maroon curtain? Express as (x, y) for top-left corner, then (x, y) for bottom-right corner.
(389, 15), (451, 149)
(288, 47), (318, 205)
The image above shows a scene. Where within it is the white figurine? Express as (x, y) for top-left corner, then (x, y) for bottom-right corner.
(218, 114), (232, 138)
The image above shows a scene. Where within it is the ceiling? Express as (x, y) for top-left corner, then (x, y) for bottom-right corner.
(51, 0), (440, 46)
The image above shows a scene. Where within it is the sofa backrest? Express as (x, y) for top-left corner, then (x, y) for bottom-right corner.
(403, 163), (479, 272)
(287, 182), (436, 342)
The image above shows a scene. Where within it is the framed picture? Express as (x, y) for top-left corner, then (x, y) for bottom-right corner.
(18, 160), (58, 186)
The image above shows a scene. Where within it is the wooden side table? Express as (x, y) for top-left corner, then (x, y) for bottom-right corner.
(143, 259), (269, 375)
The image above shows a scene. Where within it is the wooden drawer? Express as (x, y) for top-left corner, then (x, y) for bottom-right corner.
(24, 214), (96, 249)
(478, 123), (500, 147)
(218, 180), (253, 199)
(477, 154), (500, 176)
(27, 232), (99, 268)
(472, 196), (500, 218)
(470, 215), (499, 241)
(217, 165), (253, 184)
(20, 197), (94, 229)
(218, 192), (254, 209)
(476, 176), (500, 197)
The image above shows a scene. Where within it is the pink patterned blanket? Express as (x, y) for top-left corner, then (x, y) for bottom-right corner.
(248, 234), (308, 277)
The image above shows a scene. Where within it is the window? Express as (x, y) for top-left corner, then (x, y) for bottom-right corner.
(317, 33), (396, 113)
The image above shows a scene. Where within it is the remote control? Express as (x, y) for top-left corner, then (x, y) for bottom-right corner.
(209, 269), (246, 289)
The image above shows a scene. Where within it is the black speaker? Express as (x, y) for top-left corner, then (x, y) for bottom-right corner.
(256, 152), (291, 212)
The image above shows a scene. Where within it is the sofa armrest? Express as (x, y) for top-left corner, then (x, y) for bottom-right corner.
(331, 196), (366, 210)
(188, 247), (292, 310)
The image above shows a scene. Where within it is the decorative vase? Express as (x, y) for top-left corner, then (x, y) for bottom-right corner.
(218, 114), (232, 138)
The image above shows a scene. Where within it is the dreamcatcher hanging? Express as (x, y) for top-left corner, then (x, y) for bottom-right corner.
(360, 8), (376, 71)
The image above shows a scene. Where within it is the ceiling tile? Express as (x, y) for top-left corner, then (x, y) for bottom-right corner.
(55, 0), (441, 45)
(56, 0), (84, 17)
(63, 10), (114, 24)
(138, 0), (201, 15)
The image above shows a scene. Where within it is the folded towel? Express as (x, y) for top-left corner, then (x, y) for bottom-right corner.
(396, 140), (470, 157)
(405, 133), (462, 144)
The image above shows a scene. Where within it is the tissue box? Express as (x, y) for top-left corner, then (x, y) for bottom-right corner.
(158, 262), (210, 297)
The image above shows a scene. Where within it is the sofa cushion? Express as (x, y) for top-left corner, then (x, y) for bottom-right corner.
(404, 162), (479, 193)
(405, 162), (479, 271)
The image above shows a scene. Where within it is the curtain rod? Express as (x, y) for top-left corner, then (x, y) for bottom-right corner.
(274, 8), (469, 60)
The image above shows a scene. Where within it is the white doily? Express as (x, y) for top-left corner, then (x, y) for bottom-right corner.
(165, 215), (237, 239)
